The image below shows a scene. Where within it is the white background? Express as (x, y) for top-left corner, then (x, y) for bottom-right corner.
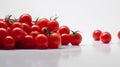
(0, 0), (120, 67)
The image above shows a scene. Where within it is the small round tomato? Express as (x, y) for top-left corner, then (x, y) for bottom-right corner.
(47, 20), (59, 32)
(93, 30), (102, 41)
(22, 23), (31, 34)
(11, 27), (26, 41)
(31, 25), (40, 32)
(118, 31), (120, 40)
(34, 34), (48, 49)
(19, 13), (32, 26)
(37, 18), (49, 28)
(21, 35), (35, 49)
(70, 31), (82, 46)
(11, 22), (23, 29)
(0, 28), (8, 40)
(100, 32), (111, 44)
(3, 36), (15, 49)
(30, 31), (39, 38)
(0, 21), (7, 29)
(58, 25), (70, 35)
(61, 34), (70, 45)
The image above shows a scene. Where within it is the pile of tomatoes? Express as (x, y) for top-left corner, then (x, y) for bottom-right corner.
(0, 13), (82, 50)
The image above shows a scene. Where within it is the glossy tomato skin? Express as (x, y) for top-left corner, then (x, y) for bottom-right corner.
(22, 23), (31, 34)
(47, 33), (61, 49)
(21, 35), (35, 49)
(58, 25), (70, 35)
(10, 22), (23, 29)
(31, 25), (40, 32)
(0, 21), (7, 29)
(118, 31), (120, 40)
(34, 34), (48, 49)
(100, 32), (111, 44)
(37, 18), (49, 28)
(47, 20), (59, 32)
(19, 13), (32, 26)
(10, 27), (26, 41)
(3, 36), (15, 50)
(0, 28), (8, 40)
(30, 31), (39, 38)
(61, 34), (70, 45)
(93, 30), (102, 41)
(70, 33), (82, 46)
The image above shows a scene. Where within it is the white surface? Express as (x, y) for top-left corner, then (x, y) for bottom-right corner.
(0, 0), (120, 67)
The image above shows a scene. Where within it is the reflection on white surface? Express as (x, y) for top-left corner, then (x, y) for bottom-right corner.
(0, 46), (81, 67)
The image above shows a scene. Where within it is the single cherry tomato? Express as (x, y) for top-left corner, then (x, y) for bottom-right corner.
(10, 27), (26, 41)
(100, 32), (111, 44)
(118, 31), (120, 40)
(47, 19), (59, 32)
(0, 21), (7, 29)
(0, 28), (8, 40)
(31, 25), (40, 32)
(58, 25), (70, 35)
(10, 22), (23, 29)
(70, 31), (82, 46)
(30, 31), (39, 38)
(21, 35), (35, 49)
(22, 23), (31, 34)
(19, 13), (32, 26)
(37, 18), (49, 28)
(34, 34), (48, 49)
(61, 34), (70, 45)
(93, 30), (102, 41)
(3, 36), (15, 50)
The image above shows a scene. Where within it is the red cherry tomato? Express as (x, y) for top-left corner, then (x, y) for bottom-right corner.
(58, 25), (70, 35)
(0, 21), (7, 29)
(31, 25), (40, 32)
(93, 30), (102, 41)
(37, 18), (49, 28)
(22, 23), (31, 34)
(11, 22), (23, 29)
(100, 32), (111, 44)
(47, 20), (59, 32)
(61, 34), (70, 45)
(0, 28), (8, 40)
(118, 31), (120, 40)
(3, 36), (15, 49)
(70, 31), (82, 46)
(11, 27), (26, 41)
(34, 34), (48, 49)
(19, 13), (32, 26)
(21, 35), (35, 49)
(30, 31), (39, 38)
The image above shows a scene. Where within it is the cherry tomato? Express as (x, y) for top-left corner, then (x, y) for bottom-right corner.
(118, 31), (120, 40)
(100, 32), (111, 44)
(11, 22), (23, 29)
(47, 20), (59, 32)
(19, 13), (32, 26)
(37, 18), (49, 28)
(22, 23), (31, 34)
(21, 35), (35, 49)
(61, 34), (70, 45)
(93, 30), (102, 41)
(0, 21), (7, 29)
(70, 31), (82, 46)
(10, 27), (26, 41)
(34, 34), (48, 49)
(0, 28), (8, 40)
(58, 25), (70, 35)
(31, 25), (40, 32)
(3, 36), (15, 49)
(30, 31), (39, 38)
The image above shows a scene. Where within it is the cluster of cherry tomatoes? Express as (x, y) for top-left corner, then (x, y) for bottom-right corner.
(0, 13), (82, 50)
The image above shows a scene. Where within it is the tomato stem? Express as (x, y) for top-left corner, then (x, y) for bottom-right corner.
(33, 17), (39, 24)
(43, 28), (51, 36)
(71, 30), (79, 35)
